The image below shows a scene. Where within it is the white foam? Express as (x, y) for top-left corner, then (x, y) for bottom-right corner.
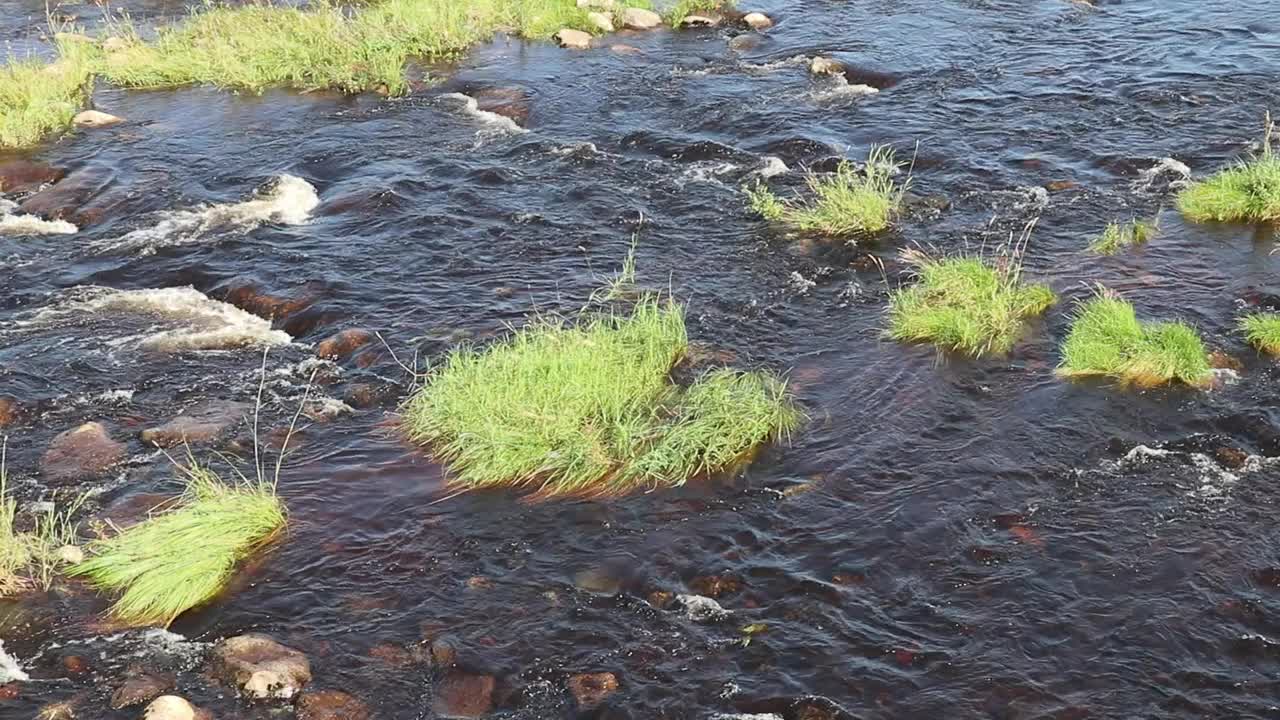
(812, 76), (880, 103)
(755, 156), (789, 178)
(675, 161), (740, 187)
(741, 55), (810, 73)
(0, 198), (77, 235)
(38, 286), (291, 351)
(678, 593), (730, 622)
(0, 641), (29, 683)
(1135, 157), (1191, 191)
(440, 93), (526, 135)
(94, 175), (318, 255)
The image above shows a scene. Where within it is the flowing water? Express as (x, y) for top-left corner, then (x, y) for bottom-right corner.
(2, 0), (1280, 717)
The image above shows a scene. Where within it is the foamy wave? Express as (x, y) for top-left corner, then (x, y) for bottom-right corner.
(0, 641), (28, 683)
(32, 286), (292, 352)
(0, 198), (77, 235)
(755, 156), (789, 178)
(93, 175), (318, 255)
(440, 93), (527, 135)
(812, 76), (880, 103)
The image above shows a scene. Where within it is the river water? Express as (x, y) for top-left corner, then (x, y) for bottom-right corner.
(2, 0), (1280, 718)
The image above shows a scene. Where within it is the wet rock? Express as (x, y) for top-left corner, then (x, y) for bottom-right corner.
(111, 673), (173, 709)
(555, 28), (593, 49)
(143, 695), (208, 720)
(429, 636), (460, 667)
(1215, 446), (1249, 470)
(281, 306), (344, 338)
(141, 400), (250, 448)
(342, 382), (400, 409)
(610, 43), (642, 55)
(297, 689), (370, 720)
(432, 673), (495, 718)
(316, 328), (375, 360)
(742, 12), (773, 30)
(568, 672), (619, 710)
(73, 110), (123, 128)
(809, 57), (844, 76)
(622, 8), (662, 30)
(0, 397), (18, 428)
(42, 422), (126, 485)
(587, 11), (615, 33)
(471, 86), (533, 126)
(0, 161), (65, 193)
(688, 575), (743, 598)
(1209, 350), (1243, 372)
(727, 34), (761, 52)
(212, 634), (311, 699)
(218, 278), (315, 320)
(647, 590), (675, 609)
(61, 655), (90, 676)
(20, 165), (114, 221)
(0, 683), (17, 700)
(677, 594), (730, 622)
(1044, 179), (1076, 192)
(368, 643), (416, 667)
(680, 14), (720, 28)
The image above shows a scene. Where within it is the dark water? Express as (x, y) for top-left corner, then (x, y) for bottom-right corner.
(3, 0), (1280, 717)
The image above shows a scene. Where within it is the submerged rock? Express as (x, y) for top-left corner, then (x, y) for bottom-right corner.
(0, 396), (18, 428)
(73, 110), (123, 128)
(433, 673), (495, 718)
(19, 164), (114, 222)
(622, 7), (663, 29)
(140, 400), (250, 448)
(110, 673), (173, 709)
(742, 12), (773, 30)
(316, 328), (375, 360)
(0, 161), (65, 193)
(42, 422), (126, 485)
(568, 672), (619, 710)
(297, 689), (370, 720)
(212, 634), (311, 700)
(555, 28), (593, 49)
(677, 594), (731, 622)
(470, 86), (533, 127)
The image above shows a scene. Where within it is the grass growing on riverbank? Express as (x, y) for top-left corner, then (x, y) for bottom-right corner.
(1058, 291), (1212, 387)
(1089, 218), (1157, 255)
(1177, 115), (1280, 223)
(746, 146), (907, 239)
(887, 249), (1056, 357)
(0, 39), (98, 148)
(403, 295), (801, 498)
(1240, 312), (1280, 355)
(69, 466), (285, 625)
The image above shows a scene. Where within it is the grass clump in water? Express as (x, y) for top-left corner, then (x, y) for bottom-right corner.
(668, 0), (733, 26)
(1058, 289), (1212, 388)
(1239, 312), (1280, 355)
(886, 245), (1056, 357)
(0, 38), (99, 149)
(69, 465), (285, 626)
(1177, 114), (1280, 223)
(1089, 218), (1157, 255)
(0, 441), (84, 595)
(745, 146), (907, 239)
(402, 295), (801, 499)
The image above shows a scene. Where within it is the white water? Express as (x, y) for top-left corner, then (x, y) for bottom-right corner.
(93, 175), (319, 255)
(0, 641), (29, 683)
(0, 198), (77, 235)
(440, 93), (527, 135)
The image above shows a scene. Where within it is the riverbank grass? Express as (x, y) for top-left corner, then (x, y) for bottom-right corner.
(1177, 116), (1280, 223)
(0, 444), (84, 595)
(69, 467), (285, 626)
(403, 296), (801, 498)
(746, 146), (907, 239)
(668, 0), (734, 25)
(0, 39), (98, 148)
(1058, 292), (1212, 387)
(1240, 312), (1280, 355)
(1089, 219), (1157, 255)
(887, 250), (1056, 357)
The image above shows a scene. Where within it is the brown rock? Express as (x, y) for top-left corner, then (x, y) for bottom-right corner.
(140, 400), (250, 448)
(111, 673), (173, 709)
(19, 165), (115, 221)
(73, 110), (124, 128)
(1216, 446), (1249, 470)
(742, 12), (773, 30)
(429, 637), (459, 667)
(219, 278), (315, 320)
(432, 673), (495, 719)
(42, 422), (126, 485)
(0, 396), (19, 428)
(0, 161), (65, 193)
(297, 689), (370, 720)
(472, 87), (533, 126)
(646, 590), (675, 609)
(610, 44), (642, 55)
(688, 575), (742, 598)
(0, 683), (17, 700)
(316, 328), (375, 360)
(211, 634), (311, 699)
(1044, 179), (1076, 192)
(368, 642), (415, 667)
(567, 672), (619, 711)
(555, 28), (593, 50)
(1209, 350), (1244, 371)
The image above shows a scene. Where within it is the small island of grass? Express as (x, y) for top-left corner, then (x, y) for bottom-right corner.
(1239, 312), (1280, 355)
(1177, 115), (1280, 223)
(1058, 291), (1212, 388)
(1089, 218), (1157, 255)
(402, 295), (802, 499)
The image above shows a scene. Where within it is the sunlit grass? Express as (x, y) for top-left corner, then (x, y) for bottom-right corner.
(746, 146), (907, 240)
(1058, 290), (1212, 388)
(1089, 218), (1157, 255)
(69, 465), (285, 626)
(402, 295), (801, 499)
(0, 39), (99, 149)
(668, 0), (733, 26)
(0, 441), (84, 595)
(887, 248), (1055, 357)
(1178, 114), (1280, 223)
(1239, 312), (1280, 355)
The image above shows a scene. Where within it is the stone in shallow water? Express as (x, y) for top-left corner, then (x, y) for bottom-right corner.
(316, 328), (375, 360)
(742, 12), (773, 30)
(0, 160), (65, 193)
(556, 28), (593, 49)
(297, 689), (370, 720)
(110, 673), (173, 709)
(568, 672), (619, 710)
(73, 110), (124, 128)
(41, 422), (126, 485)
(140, 400), (250, 448)
(432, 673), (495, 719)
(212, 634), (312, 700)
(809, 56), (844, 75)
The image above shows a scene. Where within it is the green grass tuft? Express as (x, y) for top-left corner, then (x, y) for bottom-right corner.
(1239, 312), (1280, 355)
(69, 466), (285, 626)
(0, 441), (84, 595)
(1058, 291), (1212, 388)
(887, 249), (1056, 357)
(402, 295), (801, 498)
(0, 39), (99, 149)
(1177, 114), (1280, 223)
(668, 0), (733, 26)
(746, 146), (907, 240)
(1089, 218), (1157, 255)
